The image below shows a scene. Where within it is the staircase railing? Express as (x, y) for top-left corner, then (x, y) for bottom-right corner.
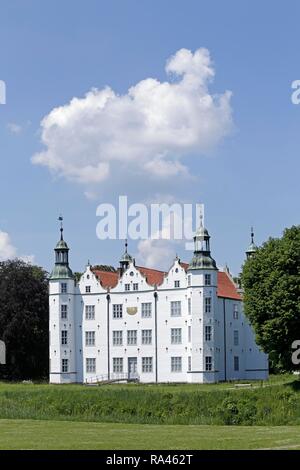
(85, 372), (140, 384)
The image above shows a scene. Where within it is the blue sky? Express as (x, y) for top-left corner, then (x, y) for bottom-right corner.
(0, 0), (299, 275)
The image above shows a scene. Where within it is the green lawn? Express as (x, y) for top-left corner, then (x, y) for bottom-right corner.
(0, 373), (293, 393)
(0, 374), (299, 426)
(0, 419), (300, 450)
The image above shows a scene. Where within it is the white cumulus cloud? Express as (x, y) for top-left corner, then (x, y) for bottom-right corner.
(0, 231), (34, 263)
(136, 238), (176, 270)
(32, 48), (233, 185)
(0, 232), (17, 260)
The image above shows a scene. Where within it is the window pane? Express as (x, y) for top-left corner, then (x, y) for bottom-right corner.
(142, 357), (153, 373)
(113, 304), (123, 319)
(113, 357), (123, 373)
(142, 329), (152, 345)
(171, 301), (181, 317)
(171, 328), (182, 344)
(113, 330), (123, 346)
(141, 303), (152, 318)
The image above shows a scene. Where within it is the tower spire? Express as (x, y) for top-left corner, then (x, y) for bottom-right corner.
(58, 215), (64, 241)
(246, 226), (258, 259)
(50, 216), (73, 280)
(119, 238), (133, 275)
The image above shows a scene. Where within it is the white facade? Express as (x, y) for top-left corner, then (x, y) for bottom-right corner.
(49, 226), (268, 384)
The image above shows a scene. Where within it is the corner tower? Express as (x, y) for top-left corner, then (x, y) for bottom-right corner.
(187, 219), (219, 383)
(49, 217), (76, 383)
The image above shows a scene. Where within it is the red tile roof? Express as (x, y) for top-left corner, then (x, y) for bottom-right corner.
(217, 271), (241, 300)
(136, 266), (165, 286)
(92, 269), (119, 288)
(92, 264), (241, 300)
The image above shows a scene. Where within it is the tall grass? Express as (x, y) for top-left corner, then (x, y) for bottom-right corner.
(0, 377), (299, 425)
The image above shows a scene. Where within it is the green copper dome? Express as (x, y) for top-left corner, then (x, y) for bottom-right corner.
(188, 222), (217, 271)
(195, 225), (209, 238)
(246, 241), (257, 254)
(50, 217), (73, 280)
(55, 239), (69, 250)
(245, 228), (258, 259)
(188, 253), (217, 270)
(50, 264), (74, 280)
(120, 251), (133, 262)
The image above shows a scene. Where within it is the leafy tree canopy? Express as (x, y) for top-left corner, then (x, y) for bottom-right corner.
(0, 260), (49, 380)
(92, 265), (116, 272)
(242, 226), (300, 372)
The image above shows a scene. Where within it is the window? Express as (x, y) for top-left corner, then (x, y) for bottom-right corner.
(142, 329), (152, 345)
(205, 274), (211, 286)
(125, 283), (130, 291)
(85, 305), (95, 320)
(85, 331), (95, 346)
(127, 330), (137, 345)
(61, 330), (68, 345)
(142, 357), (153, 373)
(234, 356), (239, 371)
(188, 325), (191, 342)
(205, 297), (211, 313)
(62, 358), (68, 373)
(170, 301), (181, 317)
(188, 275), (191, 287)
(188, 356), (192, 372)
(171, 328), (182, 344)
(205, 356), (212, 371)
(205, 325), (212, 341)
(174, 280), (180, 288)
(234, 330), (239, 346)
(188, 298), (191, 315)
(141, 303), (152, 318)
(61, 305), (68, 320)
(113, 330), (123, 346)
(113, 304), (123, 319)
(113, 357), (123, 373)
(61, 283), (67, 294)
(133, 283), (138, 291)
(85, 286), (91, 293)
(233, 305), (239, 320)
(86, 358), (96, 373)
(171, 357), (182, 372)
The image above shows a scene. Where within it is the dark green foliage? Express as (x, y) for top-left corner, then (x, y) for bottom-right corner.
(92, 265), (116, 272)
(73, 272), (83, 282)
(242, 226), (300, 372)
(0, 260), (49, 380)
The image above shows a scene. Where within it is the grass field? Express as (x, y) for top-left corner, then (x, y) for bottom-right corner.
(0, 375), (299, 449)
(0, 374), (299, 426)
(0, 419), (300, 450)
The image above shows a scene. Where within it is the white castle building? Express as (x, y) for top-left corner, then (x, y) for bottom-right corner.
(49, 222), (268, 384)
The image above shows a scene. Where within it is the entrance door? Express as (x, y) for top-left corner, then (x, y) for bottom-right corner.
(128, 357), (137, 380)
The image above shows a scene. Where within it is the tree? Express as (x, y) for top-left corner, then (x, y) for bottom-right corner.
(0, 260), (49, 380)
(242, 226), (300, 372)
(92, 265), (116, 272)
